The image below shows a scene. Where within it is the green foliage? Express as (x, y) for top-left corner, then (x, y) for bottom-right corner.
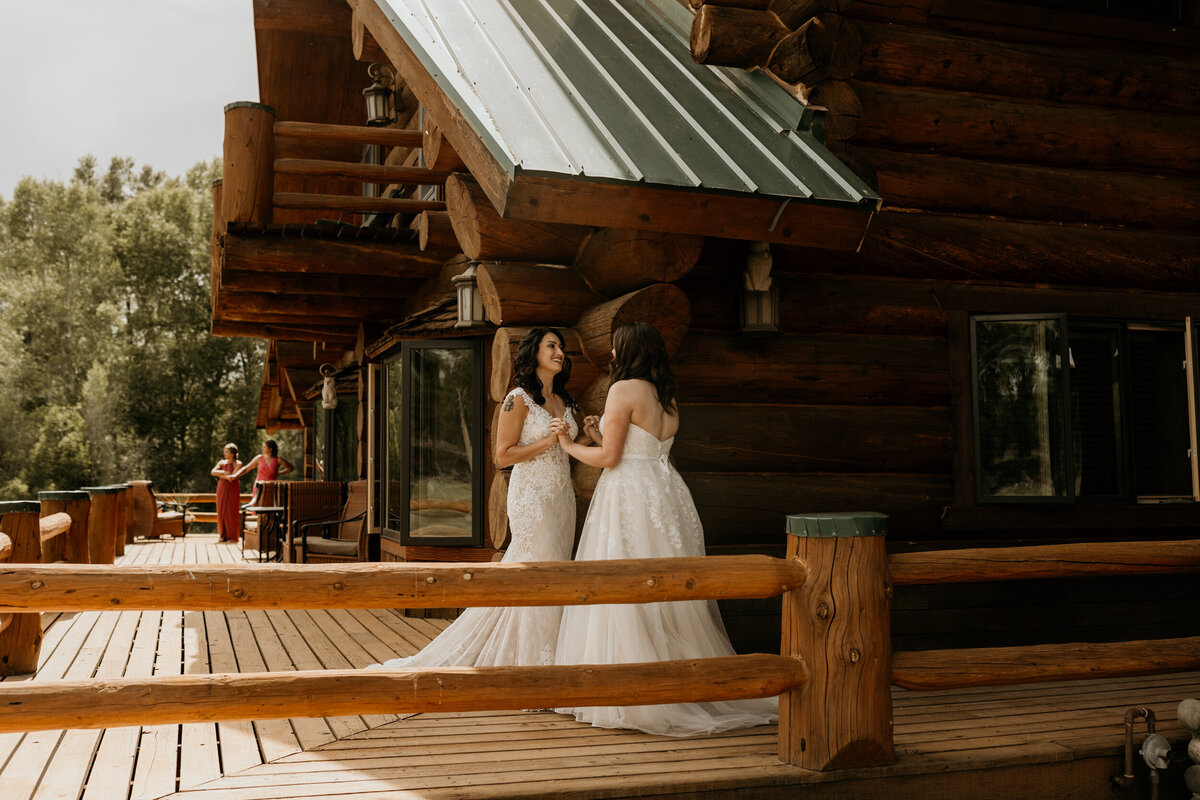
(0, 155), (265, 497)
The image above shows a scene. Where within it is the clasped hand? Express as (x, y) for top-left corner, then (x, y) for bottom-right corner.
(547, 417), (570, 445)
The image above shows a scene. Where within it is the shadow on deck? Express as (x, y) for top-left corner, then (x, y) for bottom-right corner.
(0, 536), (1192, 800)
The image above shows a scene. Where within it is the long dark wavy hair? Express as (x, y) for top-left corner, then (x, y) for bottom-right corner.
(513, 327), (577, 409)
(610, 321), (677, 413)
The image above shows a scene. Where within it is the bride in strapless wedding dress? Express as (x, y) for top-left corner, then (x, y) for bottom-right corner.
(553, 322), (777, 737)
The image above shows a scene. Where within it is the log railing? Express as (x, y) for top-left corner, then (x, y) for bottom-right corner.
(223, 102), (448, 225)
(2, 506), (1198, 772)
(885, 538), (1200, 692)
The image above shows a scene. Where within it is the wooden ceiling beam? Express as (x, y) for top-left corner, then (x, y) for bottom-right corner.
(220, 268), (421, 298)
(222, 232), (445, 279)
(212, 321), (357, 345)
(504, 174), (874, 251)
(217, 290), (400, 321)
(252, 0), (349, 36)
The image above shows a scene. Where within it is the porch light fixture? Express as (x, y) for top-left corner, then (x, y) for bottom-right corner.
(453, 262), (487, 329)
(319, 363), (339, 410)
(740, 241), (780, 336)
(362, 63), (396, 126)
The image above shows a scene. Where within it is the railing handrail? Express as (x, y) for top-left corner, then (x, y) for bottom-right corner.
(0, 555), (807, 612)
(0, 654), (807, 735)
(888, 538), (1200, 585)
(273, 120), (423, 148)
(38, 512), (72, 544)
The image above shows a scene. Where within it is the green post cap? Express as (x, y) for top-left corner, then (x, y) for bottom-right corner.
(39, 491), (90, 501)
(81, 486), (124, 495)
(786, 512), (888, 538)
(0, 500), (41, 513)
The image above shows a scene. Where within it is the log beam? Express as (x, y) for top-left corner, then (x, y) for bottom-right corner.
(573, 229), (705, 297)
(489, 327), (600, 403)
(273, 120), (424, 148)
(272, 192), (445, 215)
(351, 9), (388, 64)
(892, 636), (1200, 690)
(417, 210), (459, 254)
(446, 174), (590, 262)
(216, 291), (400, 322)
(219, 268), (421, 299)
(223, 103), (275, 225)
(221, 232), (445, 279)
(476, 263), (600, 327)
(274, 158), (448, 184)
(423, 118), (467, 173)
(0, 654), (806, 734)
(888, 539), (1200, 585)
(691, 5), (789, 67)
(211, 321), (357, 345)
(768, 14), (863, 85)
(576, 284), (691, 368)
(0, 556), (807, 612)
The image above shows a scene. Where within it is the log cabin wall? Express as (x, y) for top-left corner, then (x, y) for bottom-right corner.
(688, 0), (1200, 652)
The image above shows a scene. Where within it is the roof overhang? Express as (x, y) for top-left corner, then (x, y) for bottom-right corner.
(357, 0), (879, 249)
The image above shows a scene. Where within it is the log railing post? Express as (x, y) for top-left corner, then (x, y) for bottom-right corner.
(223, 101), (275, 225)
(0, 501), (44, 676)
(38, 491), (91, 564)
(81, 486), (122, 566)
(116, 483), (133, 556)
(779, 512), (894, 769)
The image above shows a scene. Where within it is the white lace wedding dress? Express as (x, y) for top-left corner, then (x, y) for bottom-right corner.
(371, 388), (577, 668)
(555, 419), (778, 736)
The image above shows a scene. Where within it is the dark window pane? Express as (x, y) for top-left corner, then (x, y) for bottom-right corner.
(313, 406), (326, 479)
(385, 354), (404, 533)
(1068, 327), (1125, 498)
(976, 318), (1070, 498)
(331, 396), (358, 482)
(407, 347), (476, 542)
(1129, 330), (1192, 497)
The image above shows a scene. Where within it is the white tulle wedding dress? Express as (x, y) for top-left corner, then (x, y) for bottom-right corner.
(555, 418), (778, 736)
(371, 388), (576, 668)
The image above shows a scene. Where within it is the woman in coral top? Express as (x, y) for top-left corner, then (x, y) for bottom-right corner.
(233, 439), (294, 506)
(210, 443), (243, 543)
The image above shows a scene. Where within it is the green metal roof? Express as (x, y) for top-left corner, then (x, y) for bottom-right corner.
(377, 0), (880, 210)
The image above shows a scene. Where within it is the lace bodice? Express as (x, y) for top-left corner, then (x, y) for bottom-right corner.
(505, 388), (577, 562)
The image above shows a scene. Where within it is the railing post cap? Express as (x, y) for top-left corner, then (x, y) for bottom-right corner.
(38, 491), (90, 501)
(80, 486), (125, 495)
(0, 501), (40, 514)
(224, 101), (276, 115)
(786, 512), (888, 538)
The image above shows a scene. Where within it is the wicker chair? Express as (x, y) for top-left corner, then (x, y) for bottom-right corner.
(281, 481), (346, 563)
(292, 480), (373, 563)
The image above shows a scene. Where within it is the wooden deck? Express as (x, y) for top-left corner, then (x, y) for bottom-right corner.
(1, 536), (1195, 800)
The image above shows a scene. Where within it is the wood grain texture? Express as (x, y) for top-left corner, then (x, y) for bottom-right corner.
(0, 555), (807, 612)
(888, 539), (1200, 585)
(892, 636), (1200, 690)
(223, 104), (275, 225)
(691, 5), (789, 67)
(781, 533), (893, 769)
(476, 263), (600, 326)
(573, 228), (705, 297)
(0, 511), (42, 675)
(85, 492), (119, 566)
(0, 654), (806, 734)
(576, 284), (691, 368)
(445, 173), (590, 262)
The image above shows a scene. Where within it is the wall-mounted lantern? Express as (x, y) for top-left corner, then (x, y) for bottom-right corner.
(453, 262), (487, 328)
(319, 363), (339, 410)
(362, 63), (397, 127)
(740, 241), (780, 336)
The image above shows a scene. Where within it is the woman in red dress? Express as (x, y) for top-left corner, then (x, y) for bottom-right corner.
(210, 443), (243, 543)
(233, 439), (294, 506)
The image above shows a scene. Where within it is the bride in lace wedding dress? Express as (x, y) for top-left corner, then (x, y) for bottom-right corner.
(553, 322), (778, 736)
(371, 328), (578, 669)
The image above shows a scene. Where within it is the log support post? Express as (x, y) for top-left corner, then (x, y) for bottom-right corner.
(38, 492), (90, 565)
(0, 502), (44, 676)
(82, 486), (122, 566)
(779, 512), (893, 770)
(223, 102), (276, 225)
(116, 484), (133, 555)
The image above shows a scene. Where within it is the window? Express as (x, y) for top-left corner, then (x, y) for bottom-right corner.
(313, 396), (359, 483)
(382, 340), (483, 546)
(971, 315), (1198, 503)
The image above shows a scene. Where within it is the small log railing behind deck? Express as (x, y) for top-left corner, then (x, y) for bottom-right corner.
(885, 539), (1200, 690)
(223, 103), (448, 225)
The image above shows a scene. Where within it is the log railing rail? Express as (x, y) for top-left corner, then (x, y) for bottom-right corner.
(0, 531), (11, 636)
(885, 538), (1200, 691)
(223, 103), (448, 226)
(38, 513), (71, 545)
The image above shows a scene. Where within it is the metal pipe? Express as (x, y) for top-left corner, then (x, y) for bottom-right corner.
(1114, 707), (1157, 790)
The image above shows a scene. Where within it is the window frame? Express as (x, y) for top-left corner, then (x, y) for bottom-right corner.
(970, 313), (1199, 506)
(382, 338), (484, 547)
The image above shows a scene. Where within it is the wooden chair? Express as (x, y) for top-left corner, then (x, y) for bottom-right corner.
(280, 481), (345, 563)
(241, 480), (283, 557)
(129, 480), (185, 539)
(292, 480), (373, 563)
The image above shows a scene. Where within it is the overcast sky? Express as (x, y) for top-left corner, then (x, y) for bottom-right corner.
(0, 1), (260, 199)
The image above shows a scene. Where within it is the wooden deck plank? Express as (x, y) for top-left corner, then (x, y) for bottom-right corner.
(344, 609), (422, 659)
(130, 609), (183, 800)
(244, 610), (338, 750)
(224, 609), (302, 763)
(179, 610), (222, 789)
(362, 608), (439, 653)
(201, 610), (263, 775)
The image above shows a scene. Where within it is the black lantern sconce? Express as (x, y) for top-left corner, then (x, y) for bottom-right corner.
(453, 262), (487, 329)
(740, 241), (780, 336)
(362, 63), (397, 127)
